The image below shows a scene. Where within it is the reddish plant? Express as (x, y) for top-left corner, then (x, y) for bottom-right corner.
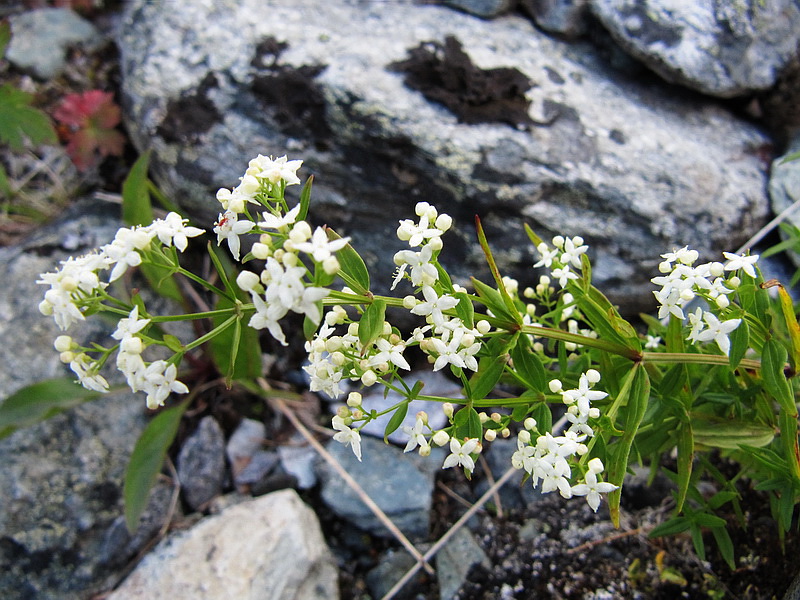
(53, 90), (125, 172)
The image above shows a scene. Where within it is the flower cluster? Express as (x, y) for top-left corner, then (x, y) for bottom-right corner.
(533, 235), (588, 289)
(511, 370), (615, 512)
(38, 213), (203, 403)
(650, 246), (755, 355)
(217, 156), (351, 346)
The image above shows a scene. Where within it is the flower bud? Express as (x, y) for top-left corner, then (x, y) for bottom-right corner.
(322, 256), (340, 275)
(415, 202), (431, 217)
(59, 350), (75, 364)
(728, 276), (741, 288)
(484, 429), (497, 442)
(585, 369), (601, 384)
(518, 430), (531, 444)
(237, 270), (261, 292)
(330, 351), (346, 366)
(524, 417), (537, 431)
(716, 295), (730, 309)
(435, 213), (452, 232)
(403, 295), (417, 309)
(289, 221), (312, 243)
(491, 412), (502, 423)
(121, 336), (144, 355)
(38, 300), (54, 316)
(679, 288), (695, 302)
(351, 409), (364, 420)
(476, 320), (491, 335)
(552, 235), (565, 249)
(428, 237), (443, 251)
(54, 335), (73, 352)
(432, 430), (450, 446)
(548, 379), (563, 393)
(416, 411), (429, 424)
(361, 370), (378, 386)
(251, 243), (271, 259)
(337, 406), (351, 419)
(419, 444), (431, 457)
(442, 402), (454, 418)
(478, 412), (489, 423)
(500, 428), (511, 438)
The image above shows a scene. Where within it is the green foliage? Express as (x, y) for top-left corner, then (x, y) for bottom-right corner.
(0, 84), (58, 152)
(0, 377), (104, 439)
(124, 401), (188, 531)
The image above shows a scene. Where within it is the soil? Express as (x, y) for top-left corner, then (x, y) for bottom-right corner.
(2, 3), (799, 600)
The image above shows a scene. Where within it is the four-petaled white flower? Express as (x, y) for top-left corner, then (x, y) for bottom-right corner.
(694, 312), (741, 356)
(214, 210), (254, 261)
(442, 437), (481, 472)
(149, 212), (205, 252)
(258, 204), (302, 231)
(332, 415), (362, 461)
(402, 417), (429, 453)
(369, 337), (411, 371)
(247, 154), (304, 185)
(410, 286), (459, 328)
(293, 226), (350, 263)
(112, 305), (151, 341)
(723, 251), (759, 278)
(570, 458), (617, 512)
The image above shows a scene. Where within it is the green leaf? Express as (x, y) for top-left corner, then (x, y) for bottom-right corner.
(776, 283), (800, 372)
(124, 401), (188, 532)
(474, 216), (521, 324)
(779, 150), (800, 164)
(453, 406), (483, 440)
(0, 163), (11, 198)
(572, 285), (639, 350)
(358, 299), (386, 350)
(454, 292), (474, 329)
(728, 318), (749, 370)
(296, 175), (314, 222)
(384, 402), (409, 443)
(761, 339), (796, 415)
(0, 84), (57, 151)
(607, 364), (650, 527)
(509, 335), (546, 392)
(122, 151), (154, 226)
(711, 526), (736, 570)
(0, 378), (103, 439)
(141, 262), (183, 303)
(675, 421), (693, 513)
(469, 352), (509, 400)
(648, 516), (691, 538)
(523, 223), (544, 248)
(692, 419), (775, 449)
(327, 227), (370, 295)
(471, 277), (517, 325)
(209, 295), (261, 384)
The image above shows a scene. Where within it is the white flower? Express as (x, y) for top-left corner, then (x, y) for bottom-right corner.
(723, 251), (759, 278)
(112, 305), (151, 340)
(249, 293), (289, 345)
(562, 372), (608, 417)
(332, 415), (362, 461)
(258, 204), (302, 231)
(410, 286), (459, 328)
(142, 361), (189, 410)
(293, 226), (350, 263)
(396, 214), (444, 247)
(69, 353), (109, 393)
(511, 437), (536, 473)
(392, 244), (438, 290)
(694, 312), (741, 355)
(148, 212), (204, 251)
(551, 265), (579, 289)
(442, 437), (481, 472)
(369, 337), (411, 371)
(213, 210), (254, 261)
(570, 458), (617, 512)
(103, 227), (155, 282)
(560, 236), (588, 269)
(247, 155), (303, 185)
(645, 335), (661, 349)
(402, 416), (429, 453)
(533, 242), (558, 269)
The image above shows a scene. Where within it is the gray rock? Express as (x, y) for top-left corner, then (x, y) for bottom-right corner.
(520, 0), (589, 37)
(107, 490), (339, 600)
(436, 528), (491, 600)
(177, 415), (227, 510)
(0, 201), (169, 599)
(769, 140), (800, 269)
(6, 8), (100, 79)
(591, 0), (800, 97)
(319, 435), (440, 539)
(226, 417), (266, 477)
(444, 0), (518, 18)
(277, 432), (318, 489)
(117, 0), (770, 314)
(366, 547), (425, 599)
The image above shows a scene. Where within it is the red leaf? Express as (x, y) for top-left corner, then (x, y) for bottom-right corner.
(53, 90), (125, 171)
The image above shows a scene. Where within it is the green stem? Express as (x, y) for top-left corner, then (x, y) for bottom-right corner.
(174, 266), (232, 300)
(641, 351), (761, 370)
(182, 315), (238, 352)
(518, 324), (641, 361)
(150, 307), (242, 322)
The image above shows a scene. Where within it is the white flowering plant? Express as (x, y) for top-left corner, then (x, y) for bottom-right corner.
(3, 151), (799, 568)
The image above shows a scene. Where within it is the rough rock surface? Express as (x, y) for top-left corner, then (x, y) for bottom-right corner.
(177, 415), (227, 510)
(591, 0), (800, 98)
(319, 436), (440, 539)
(107, 490), (339, 600)
(6, 8), (100, 79)
(769, 140), (800, 268)
(117, 0), (770, 314)
(520, 0), (589, 37)
(0, 200), (171, 599)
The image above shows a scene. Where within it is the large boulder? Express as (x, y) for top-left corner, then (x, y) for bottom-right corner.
(117, 0), (770, 314)
(590, 0), (800, 98)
